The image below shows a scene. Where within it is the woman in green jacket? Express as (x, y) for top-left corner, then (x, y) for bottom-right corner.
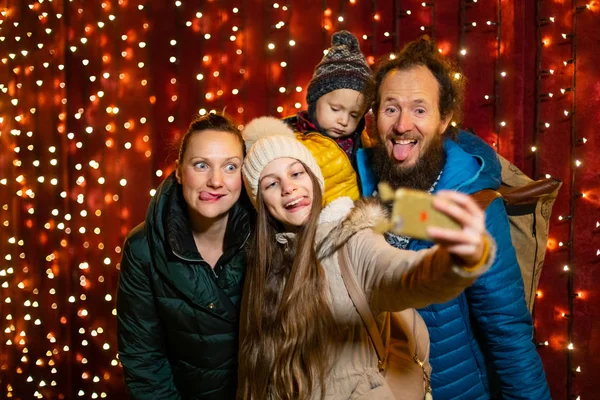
(117, 113), (253, 399)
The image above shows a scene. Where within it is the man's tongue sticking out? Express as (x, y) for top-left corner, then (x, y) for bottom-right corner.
(392, 141), (416, 162)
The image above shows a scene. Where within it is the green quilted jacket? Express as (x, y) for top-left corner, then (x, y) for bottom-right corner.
(117, 173), (252, 399)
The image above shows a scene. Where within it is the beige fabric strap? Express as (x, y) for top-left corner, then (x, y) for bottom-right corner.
(337, 244), (387, 365)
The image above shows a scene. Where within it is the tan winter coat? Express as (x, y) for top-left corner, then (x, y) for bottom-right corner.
(309, 196), (495, 399)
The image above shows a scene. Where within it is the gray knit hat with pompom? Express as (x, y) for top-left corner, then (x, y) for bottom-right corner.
(306, 30), (372, 108)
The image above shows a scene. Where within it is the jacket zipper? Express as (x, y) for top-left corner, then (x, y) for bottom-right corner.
(172, 230), (251, 279)
(171, 250), (218, 278)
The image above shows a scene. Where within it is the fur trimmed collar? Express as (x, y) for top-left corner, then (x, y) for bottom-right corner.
(316, 196), (388, 259)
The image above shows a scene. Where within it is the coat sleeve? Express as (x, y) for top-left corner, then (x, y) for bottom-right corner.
(466, 199), (551, 399)
(117, 229), (182, 400)
(346, 228), (494, 313)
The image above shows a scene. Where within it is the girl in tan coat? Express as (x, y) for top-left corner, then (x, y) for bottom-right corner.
(237, 117), (495, 400)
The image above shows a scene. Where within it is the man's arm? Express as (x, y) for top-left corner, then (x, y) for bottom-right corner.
(348, 228), (492, 312)
(117, 231), (182, 400)
(466, 199), (551, 399)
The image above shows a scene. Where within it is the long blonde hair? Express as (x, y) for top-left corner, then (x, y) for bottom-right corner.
(238, 164), (338, 399)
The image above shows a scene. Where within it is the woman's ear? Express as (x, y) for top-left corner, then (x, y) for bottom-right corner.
(175, 161), (182, 184)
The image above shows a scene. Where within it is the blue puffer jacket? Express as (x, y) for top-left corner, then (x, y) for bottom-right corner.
(357, 131), (550, 400)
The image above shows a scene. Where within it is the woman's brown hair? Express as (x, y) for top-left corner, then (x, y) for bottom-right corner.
(178, 112), (244, 162)
(238, 164), (337, 400)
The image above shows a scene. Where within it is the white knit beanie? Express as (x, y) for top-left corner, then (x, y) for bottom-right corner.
(242, 116), (325, 207)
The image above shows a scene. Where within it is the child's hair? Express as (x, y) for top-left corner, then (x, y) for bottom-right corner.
(238, 163), (338, 400)
(306, 30), (374, 118)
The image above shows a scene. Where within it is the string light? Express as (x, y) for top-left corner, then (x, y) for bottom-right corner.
(0, 0), (247, 397)
(459, 0), (503, 149)
(0, 1), (594, 398)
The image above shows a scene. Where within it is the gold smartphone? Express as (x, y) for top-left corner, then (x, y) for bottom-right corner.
(376, 183), (461, 241)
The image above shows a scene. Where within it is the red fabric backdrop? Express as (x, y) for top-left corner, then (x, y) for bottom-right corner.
(0, 0), (598, 398)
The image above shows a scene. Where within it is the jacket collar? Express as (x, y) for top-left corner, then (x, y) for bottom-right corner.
(435, 137), (498, 195)
(294, 110), (320, 132)
(315, 196), (388, 259)
(269, 197), (387, 260)
(165, 184), (252, 263)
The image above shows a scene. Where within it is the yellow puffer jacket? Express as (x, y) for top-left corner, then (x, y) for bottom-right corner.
(295, 132), (360, 205)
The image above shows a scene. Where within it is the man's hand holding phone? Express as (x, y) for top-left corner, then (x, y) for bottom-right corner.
(376, 183), (487, 268)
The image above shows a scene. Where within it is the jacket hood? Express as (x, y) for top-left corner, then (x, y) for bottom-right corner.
(436, 132), (501, 195)
(316, 196), (388, 259)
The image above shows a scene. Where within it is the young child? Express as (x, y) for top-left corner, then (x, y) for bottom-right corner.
(285, 30), (373, 204)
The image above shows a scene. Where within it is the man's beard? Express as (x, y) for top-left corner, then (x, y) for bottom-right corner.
(372, 134), (446, 191)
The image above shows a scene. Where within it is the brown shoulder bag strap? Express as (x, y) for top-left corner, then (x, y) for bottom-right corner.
(470, 188), (501, 210)
(471, 177), (561, 210)
(337, 244), (387, 368)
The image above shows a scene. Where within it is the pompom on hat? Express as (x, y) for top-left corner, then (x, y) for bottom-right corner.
(306, 30), (372, 108)
(242, 117), (325, 206)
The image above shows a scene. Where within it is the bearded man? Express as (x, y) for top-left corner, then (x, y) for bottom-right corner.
(356, 36), (551, 400)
